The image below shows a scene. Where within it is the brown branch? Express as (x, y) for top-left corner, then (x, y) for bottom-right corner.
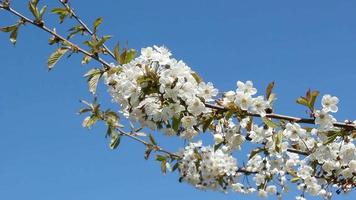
(117, 129), (181, 159)
(205, 103), (356, 130)
(0, 4), (112, 69)
(57, 0), (116, 61)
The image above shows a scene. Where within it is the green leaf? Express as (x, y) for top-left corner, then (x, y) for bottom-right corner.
(172, 116), (181, 132)
(203, 117), (214, 132)
(172, 162), (179, 172)
(156, 155), (167, 162)
(291, 177), (300, 183)
(144, 148), (153, 160)
(262, 117), (278, 128)
(249, 148), (264, 159)
(93, 17), (103, 34)
(275, 131), (283, 153)
(265, 81), (275, 100)
(110, 134), (121, 150)
(51, 8), (70, 23)
(39, 5), (47, 18)
(160, 160), (167, 174)
(124, 49), (136, 64)
(88, 72), (101, 94)
(81, 55), (92, 65)
(214, 142), (224, 152)
(47, 48), (68, 70)
(296, 97), (308, 107)
(114, 43), (120, 63)
(9, 27), (18, 45)
(191, 72), (203, 84)
(308, 90), (319, 111)
(82, 115), (98, 128)
(0, 24), (18, 32)
(323, 132), (340, 145)
(28, 0), (40, 20)
(149, 134), (157, 145)
(95, 35), (112, 49)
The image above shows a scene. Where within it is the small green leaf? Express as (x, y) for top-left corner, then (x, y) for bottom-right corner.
(95, 35), (112, 49)
(93, 17), (103, 34)
(9, 27), (18, 45)
(323, 132), (340, 145)
(0, 24), (18, 32)
(249, 148), (264, 159)
(291, 177), (300, 183)
(144, 147), (153, 160)
(81, 55), (92, 65)
(47, 48), (68, 70)
(149, 134), (157, 145)
(28, 0), (40, 20)
(114, 43), (120, 63)
(191, 72), (203, 84)
(262, 117), (278, 128)
(160, 160), (167, 174)
(82, 115), (98, 128)
(172, 116), (181, 132)
(203, 117), (214, 132)
(265, 81), (275, 100)
(296, 97), (308, 107)
(172, 162), (179, 172)
(88, 72), (101, 94)
(124, 49), (136, 64)
(308, 90), (319, 111)
(39, 5), (47, 18)
(156, 155), (166, 162)
(51, 8), (70, 23)
(110, 134), (121, 150)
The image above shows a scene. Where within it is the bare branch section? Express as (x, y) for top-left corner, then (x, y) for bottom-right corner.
(57, 0), (116, 60)
(0, 3), (112, 69)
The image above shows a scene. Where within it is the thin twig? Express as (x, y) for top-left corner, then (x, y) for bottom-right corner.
(205, 103), (356, 130)
(117, 129), (181, 159)
(0, 5), (112, 69)
(58, 0), (116, 61)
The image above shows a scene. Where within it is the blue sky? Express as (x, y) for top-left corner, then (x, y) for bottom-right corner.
(1, 0), (356, 199)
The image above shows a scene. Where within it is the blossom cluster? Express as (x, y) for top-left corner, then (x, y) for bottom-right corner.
(104, 46), (355, 199)
(178, 141), (238, 190)
(105, 46), (218, 139)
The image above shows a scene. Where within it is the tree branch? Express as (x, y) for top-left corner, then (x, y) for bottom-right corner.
(57, 0), (116, 61)
(205, 103), (356, 130)
(0, 4), (112, 69)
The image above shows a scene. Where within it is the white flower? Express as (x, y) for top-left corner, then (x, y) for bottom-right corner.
(141, 47), (155, 59)
(197, 82), (218, 101)
(236, 80), (257, 95)
(296, 196), (306, 200)
(213, 134), (224, 144)
(235, 92), (253, 110)
(250, 96), (270, 117)
(231, 183), (244, 193)
(181, 116), (197, 129)
(258, 189), (268, 198)
(266, 185), (277, 194)
(187, 98), (206, 116)
(283, 123), (307, 142)
(249, 125), (273, 143)
(297, 164), (313, 179)
(321, 94), (339, 113)
(181, 128), (198, 140)
(314, 110), (336, 131)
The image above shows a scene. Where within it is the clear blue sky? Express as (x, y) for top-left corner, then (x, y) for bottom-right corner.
(1, 0), (355, 199)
